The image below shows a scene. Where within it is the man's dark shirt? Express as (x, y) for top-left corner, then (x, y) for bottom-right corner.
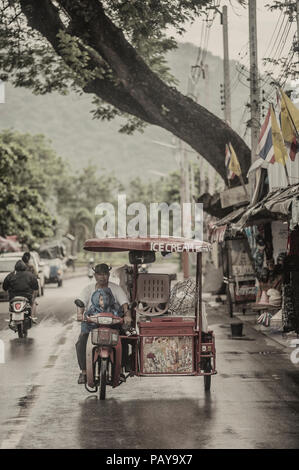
(3, 271), (38, 303)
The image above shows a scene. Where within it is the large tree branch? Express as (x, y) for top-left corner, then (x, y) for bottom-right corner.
(19, 0), (251, 180)
(59, 0), (252, 180)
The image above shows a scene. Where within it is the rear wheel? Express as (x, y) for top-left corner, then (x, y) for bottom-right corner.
(99, 359), (108, 400)
(17, 323), (27, 338)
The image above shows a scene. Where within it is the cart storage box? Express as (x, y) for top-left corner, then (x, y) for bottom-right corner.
(138, 317), (196, 375)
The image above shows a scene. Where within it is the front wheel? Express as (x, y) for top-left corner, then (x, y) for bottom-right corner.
(204, 359), (211, 392)
(99, 359), (108, 400)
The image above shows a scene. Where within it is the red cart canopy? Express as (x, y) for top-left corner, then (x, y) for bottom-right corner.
(84, 237), (211, 253)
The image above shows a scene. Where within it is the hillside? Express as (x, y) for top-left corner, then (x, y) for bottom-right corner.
(0, 42), (249, 183)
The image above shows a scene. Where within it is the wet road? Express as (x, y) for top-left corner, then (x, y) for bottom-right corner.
(0, 276), (299, 449)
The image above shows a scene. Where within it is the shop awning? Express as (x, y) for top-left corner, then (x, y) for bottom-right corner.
(208, 206), (248, 242)
(209, 183), (299, 241)
(234, 183), (299, 231)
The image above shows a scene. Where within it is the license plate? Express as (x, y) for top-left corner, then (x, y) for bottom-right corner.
(12, 312), (24, 321)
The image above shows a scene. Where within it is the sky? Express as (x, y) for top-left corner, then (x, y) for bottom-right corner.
(167, 0), (296, 79)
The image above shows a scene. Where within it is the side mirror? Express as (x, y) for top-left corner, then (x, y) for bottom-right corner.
(74, 299), (85, 308)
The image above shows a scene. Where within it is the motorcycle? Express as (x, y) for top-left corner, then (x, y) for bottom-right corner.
(75, 299), (130, 400)
(7, 296), (33, 338)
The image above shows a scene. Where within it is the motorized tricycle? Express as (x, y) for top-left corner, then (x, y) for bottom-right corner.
(77, 236), (217, 400)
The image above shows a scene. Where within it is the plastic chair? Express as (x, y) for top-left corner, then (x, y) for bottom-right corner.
(135, 273), (170, 316)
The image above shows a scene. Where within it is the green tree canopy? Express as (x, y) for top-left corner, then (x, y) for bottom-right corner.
(0, 130), (55, 246)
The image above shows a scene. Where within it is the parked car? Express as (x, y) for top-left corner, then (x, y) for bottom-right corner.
(0, 251), (45, 296)
(0, 258), (17, 300)
(39, 243), (65, 288)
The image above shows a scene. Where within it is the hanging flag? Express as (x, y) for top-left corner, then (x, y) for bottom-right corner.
(248, 107), (275, 175)
(225, 143), (235, 180)
(280, 89), (299, 143)
(270, 105), (288, 166)
(289, 135), (299, 162)
(257, 107), (275, 163)
(228, 143), (241, 177)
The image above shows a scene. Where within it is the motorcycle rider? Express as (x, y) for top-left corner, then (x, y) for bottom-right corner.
(75, 263), (132, 384)
(3, 260), (39, 329)
(22, 251), (38, 277)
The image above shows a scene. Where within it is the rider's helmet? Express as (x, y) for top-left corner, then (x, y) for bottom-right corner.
(22, 252), (31, 264)
(15, 260), (27, 272)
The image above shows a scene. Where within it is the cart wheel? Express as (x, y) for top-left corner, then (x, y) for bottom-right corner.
(204, 359), (211, 392)
(226, 284), (233, 318)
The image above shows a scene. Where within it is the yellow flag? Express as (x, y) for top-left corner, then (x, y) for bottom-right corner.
(280, 89), (299, 143)
(228, 143), (241, 176)
(270, 106), (288, 165)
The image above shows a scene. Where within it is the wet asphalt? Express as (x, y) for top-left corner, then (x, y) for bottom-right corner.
(0, 276), (299, 449)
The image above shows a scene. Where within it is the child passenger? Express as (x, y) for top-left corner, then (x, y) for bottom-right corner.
(81, 287), (120, 334)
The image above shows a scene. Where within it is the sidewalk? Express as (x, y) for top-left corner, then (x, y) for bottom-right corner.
(235, 310), (299, 351)
(203, 292), (298, 351)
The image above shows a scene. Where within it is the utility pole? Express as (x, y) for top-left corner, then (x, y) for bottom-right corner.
(222, 5), (231, 125)
(248, 0), (260, 170)
(248, 0), (260, 198)
(179, 142), (190, 279)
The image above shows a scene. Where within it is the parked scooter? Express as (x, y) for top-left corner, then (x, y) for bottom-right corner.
(7, 296), (34, 338)
(75, 299), (127, 400)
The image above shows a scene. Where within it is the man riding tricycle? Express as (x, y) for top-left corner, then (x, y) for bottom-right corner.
(74, 236), (217, 400)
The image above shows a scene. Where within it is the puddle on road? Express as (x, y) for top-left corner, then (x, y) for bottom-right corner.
(18, 385), (41, 410)
(219, 372), (281, 381)
(56, 336), (66, 346)
(1, 384), (42, 448)
(223, 350), (287, 355)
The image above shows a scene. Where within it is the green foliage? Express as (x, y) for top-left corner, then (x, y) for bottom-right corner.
(0, 128), (126, 248)
(0, 130), (55, 246)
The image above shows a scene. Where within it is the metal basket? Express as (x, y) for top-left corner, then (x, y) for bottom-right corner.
(91, 328), (119, 346)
